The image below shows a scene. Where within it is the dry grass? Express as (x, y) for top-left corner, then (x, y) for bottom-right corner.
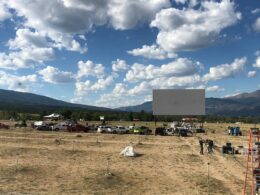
(0, 121), (259, 194)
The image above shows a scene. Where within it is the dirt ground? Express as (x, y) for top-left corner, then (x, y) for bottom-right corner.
(0, 121), (259, 195)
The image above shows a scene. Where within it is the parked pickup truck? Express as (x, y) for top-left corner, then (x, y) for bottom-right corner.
(108, 126), (129, 134)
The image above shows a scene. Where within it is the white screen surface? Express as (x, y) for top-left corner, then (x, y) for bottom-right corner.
(152, 89), (205, 115)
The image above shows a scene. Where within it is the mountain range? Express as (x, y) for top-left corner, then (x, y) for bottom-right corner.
(0, 88), (260, 116)
(0, 89), (110, 112)
(118, 90), (260, 116)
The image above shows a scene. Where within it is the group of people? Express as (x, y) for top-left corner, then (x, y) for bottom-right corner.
(199, 138), (214, 155)
(227, 126), (242, 136)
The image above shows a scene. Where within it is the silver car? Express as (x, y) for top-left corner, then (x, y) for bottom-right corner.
(97, 126), (112, 133)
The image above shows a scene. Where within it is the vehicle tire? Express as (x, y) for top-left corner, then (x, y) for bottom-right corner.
(55, 128), (59, 131)
(126, 130), (129, 134)
(113, 130), (117, 134)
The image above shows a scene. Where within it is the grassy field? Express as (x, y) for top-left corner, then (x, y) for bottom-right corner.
(0, 120), (259, 194)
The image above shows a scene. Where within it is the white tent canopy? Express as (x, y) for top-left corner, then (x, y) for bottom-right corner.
(44, 113), (63, 119)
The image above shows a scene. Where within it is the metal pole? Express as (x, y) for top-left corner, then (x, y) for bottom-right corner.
(208, 162), (210, 195)
(106, 157), (110, 175)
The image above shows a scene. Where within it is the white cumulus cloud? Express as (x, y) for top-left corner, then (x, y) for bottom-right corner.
(203, 57), (246, 82)
(0, 28), (55, 70)
(38, 66), (75, 83)
(127, 44), (177, 60)
(112, 59), (129, 72)
(151, 0), (241, 52)
(0, 48), (54, 70)
(7, 28), (49, 50)
(107, 0), (171, 30)
(4, 0), (171, 54)
(75, 76), (114, 96)
(151, 74), (202, 89)
(0, 2), (11, 21)
(0, 71), (37, 92)
(253, 17), (260, 32)
(125, 58), (202, 82)
(253, 56), (260, 68)
(77, 60), (105, 79)
(248, 71), (257, 78)
(206, 85), (225, 92)
(252, 8), (260, 15)
(95, 92), (144, 108)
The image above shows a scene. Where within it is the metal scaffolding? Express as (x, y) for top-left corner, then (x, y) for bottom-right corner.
(244, 128), (260, 195)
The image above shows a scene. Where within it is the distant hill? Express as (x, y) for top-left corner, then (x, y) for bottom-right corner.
(1, 88), (260, 116)
(119, 101), (153, 113)
(118, 90), (260, 116)
(0, 89), (110, 112)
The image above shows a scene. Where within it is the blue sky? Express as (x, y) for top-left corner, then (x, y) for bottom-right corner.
(0, 0), (260, 108)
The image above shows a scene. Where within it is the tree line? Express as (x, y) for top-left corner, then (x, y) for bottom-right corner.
(0, 109), (259, 123)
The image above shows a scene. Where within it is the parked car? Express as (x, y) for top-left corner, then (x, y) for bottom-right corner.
(133, 126), (151, 135)
(15, 120), (27, 128)
(97, 126), (112, 133)
(155, 127), (166, 136)
(0, 123), (9, 129)
(86, 124), (97, 131)
(36, 125), (52, 131)
(68, 124), (87, 132)
(155, 127), (175, 136)
(108, 126), (129, 134)
(165, 128), (175, 136)
(178, 127), (193, 137)
(193, 127), (205, 133)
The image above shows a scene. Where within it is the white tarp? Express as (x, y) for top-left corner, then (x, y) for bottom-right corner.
(120, 146), (136, 157)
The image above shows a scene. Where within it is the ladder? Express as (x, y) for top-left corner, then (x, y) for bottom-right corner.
(244, 128), (260, 195)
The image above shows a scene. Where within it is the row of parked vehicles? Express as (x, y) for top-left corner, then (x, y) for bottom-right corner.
(0, 119), (205, 137)
(31, 121), (153, 135)
(32, 120), (87, 132)
(97, 125), (152, 134)
(155, 122), (205, 137)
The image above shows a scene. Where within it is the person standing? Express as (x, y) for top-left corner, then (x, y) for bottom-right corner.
(199, 138), (204, 155)
(208, 140), (214, 154)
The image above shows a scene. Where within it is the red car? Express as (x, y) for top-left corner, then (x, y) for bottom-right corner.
(0, 123), (10, 129)
(68, 124), (87, 132)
